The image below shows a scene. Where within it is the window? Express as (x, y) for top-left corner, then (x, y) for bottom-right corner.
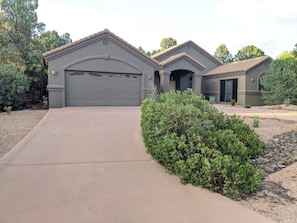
(258, 73), (266, 91)
(220, 79), (238, 102)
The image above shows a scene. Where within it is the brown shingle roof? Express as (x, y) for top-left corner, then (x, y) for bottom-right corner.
(160, 52), (206, 70)
(204, 56), (272, 76)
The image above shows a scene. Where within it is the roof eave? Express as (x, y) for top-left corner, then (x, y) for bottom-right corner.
(204, 70), (245, 77)
(42, 29), (161, 69)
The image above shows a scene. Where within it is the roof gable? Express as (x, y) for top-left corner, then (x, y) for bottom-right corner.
(42, 29), (161, 68)
(160, 53), (206, 71)
(152, 40), (222, 66)
(204, 56), (272, 76)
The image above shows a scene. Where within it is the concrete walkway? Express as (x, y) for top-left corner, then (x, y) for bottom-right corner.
(214, 104), (297, 122)
(0, 107), (276, 223)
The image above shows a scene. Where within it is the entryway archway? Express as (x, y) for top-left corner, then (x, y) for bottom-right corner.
(170, 69), (193, 91)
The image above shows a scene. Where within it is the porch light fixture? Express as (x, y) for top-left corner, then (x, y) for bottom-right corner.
(51, 70), (57, 76)
(250, 78), (254, 82)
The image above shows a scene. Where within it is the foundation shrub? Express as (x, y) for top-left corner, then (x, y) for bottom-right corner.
(141, 89), (263, 199)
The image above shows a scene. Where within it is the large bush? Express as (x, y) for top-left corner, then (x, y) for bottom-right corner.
(0, 65), (30, 110)
(141, 89), (264, 199)
(261, 54), (297, 105)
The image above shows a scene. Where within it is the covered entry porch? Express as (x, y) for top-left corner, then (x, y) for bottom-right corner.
(155, 53), (206, 95)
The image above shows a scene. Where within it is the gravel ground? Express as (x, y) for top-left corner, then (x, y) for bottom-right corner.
(213, 104), (297, 223)
(0, 109), (48, 158)
(0, 106), (297, 223)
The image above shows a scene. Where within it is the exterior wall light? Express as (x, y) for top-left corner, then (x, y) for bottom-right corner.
(250, 78), (254, 82)
(51, 70), (57, 76)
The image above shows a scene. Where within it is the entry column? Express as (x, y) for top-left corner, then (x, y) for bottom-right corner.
(159, 70), (171, 93)
(192, 73), (202, 95)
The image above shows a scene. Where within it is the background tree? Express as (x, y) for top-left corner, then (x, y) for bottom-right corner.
(261, 46), (297, 105)
(235, 45), (265, 61)
(0, 65), (30, 109)
(214, 43), (234, 63)
(139, 37), (177, 56)
(36, 30), (72, 52)
(0, 0), (46, 90)
(160, 37), (177, 50)
(293, 43), (297, 57)
(0, 0), (72, 108)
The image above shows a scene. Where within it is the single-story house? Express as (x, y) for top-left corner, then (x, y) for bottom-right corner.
(43, 29), (272, 107)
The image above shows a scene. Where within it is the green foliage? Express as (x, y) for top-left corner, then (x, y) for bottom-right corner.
(0, 0), (45, 92)
(36, 30), (72, 52)
(235, 45), (265, 61)
(252, 116), (259, 127)
(252, 115), (259, 128)
(208, 96), (215, 104)
(261, 50), (297, 105)
(0, 0), (72, 98)
(160, 37), (177, 50)
(244, 104), (251, 108)
(141, 89), (264, 199)
(214, 43), (234, 63)
(284, 98), (291, 106)
(0, 65), (30, 108)
(139, 37), (177, 56)
(3, 105), (12, 113)
(293, 43), (297, 57)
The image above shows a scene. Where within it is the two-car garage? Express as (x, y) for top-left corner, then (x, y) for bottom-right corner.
(65, 71), (141, 106)
(43, 29), (159, 108)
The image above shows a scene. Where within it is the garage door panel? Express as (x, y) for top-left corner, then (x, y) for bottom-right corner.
(66, 71), (141, 106)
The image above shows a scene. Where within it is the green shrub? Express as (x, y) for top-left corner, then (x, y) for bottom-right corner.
(244, 104), (252, 108)
(3, 106), (12, 114)
(252, 115), (259, 128)
(284, 98), (291, 106)
(0, 65), (30, 109)
(141, 89), (263, 199)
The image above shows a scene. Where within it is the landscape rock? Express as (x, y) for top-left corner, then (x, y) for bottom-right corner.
(252, 130), (297, 177)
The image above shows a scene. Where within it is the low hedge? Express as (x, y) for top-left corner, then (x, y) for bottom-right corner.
(141, 89), (264, 199)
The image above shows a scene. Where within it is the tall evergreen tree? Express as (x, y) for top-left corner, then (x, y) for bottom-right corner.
(214, 43), (233, 63)
(261, 47), (297, 105)
(235, 45), (265, 61)
(0, 0), (46, 89)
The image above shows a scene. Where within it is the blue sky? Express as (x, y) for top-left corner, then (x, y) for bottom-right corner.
(37, 0), (297, 58)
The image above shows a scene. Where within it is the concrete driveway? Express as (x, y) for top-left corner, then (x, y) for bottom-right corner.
(0, 107), (276, 223)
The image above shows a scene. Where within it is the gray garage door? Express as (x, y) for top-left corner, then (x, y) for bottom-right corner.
(65, 71), (141, 106)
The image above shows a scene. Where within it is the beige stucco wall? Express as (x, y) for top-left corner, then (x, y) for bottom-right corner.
(46, 36), (156, 108)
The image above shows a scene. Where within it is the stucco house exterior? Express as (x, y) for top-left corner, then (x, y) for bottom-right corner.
(203, 56), (272, 106)
(43, 29), (271, 107)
